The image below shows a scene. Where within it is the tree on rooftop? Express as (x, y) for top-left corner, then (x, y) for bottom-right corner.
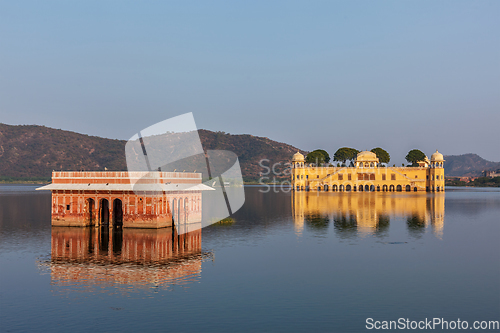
(314, 149), (330, 163)
(306, 149), (330, 164)
(370, 147), (390, 164)
(333, 147), (359, 164)
(405, 149), (426, 166)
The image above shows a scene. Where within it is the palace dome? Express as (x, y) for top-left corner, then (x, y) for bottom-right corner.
(292, 151), (305, 162)
(356, 151), (378, 161)
(431, 150), (444, 162)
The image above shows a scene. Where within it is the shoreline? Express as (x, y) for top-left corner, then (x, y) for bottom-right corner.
(0, 181), (50, 185)
(1, 182), (499, 188)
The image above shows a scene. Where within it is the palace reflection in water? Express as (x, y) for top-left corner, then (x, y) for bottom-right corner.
(47, 224), (209, 290)
(292, 192), (445, 239)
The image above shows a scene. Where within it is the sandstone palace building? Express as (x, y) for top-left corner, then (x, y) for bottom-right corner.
(291, 150), (445, 192)
(37, 171), (211, 228)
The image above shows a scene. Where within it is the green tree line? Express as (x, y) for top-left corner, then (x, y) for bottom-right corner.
(305, 147), (429, 167)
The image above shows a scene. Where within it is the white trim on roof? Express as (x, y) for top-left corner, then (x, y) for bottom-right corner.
(36, 183), (214, 192)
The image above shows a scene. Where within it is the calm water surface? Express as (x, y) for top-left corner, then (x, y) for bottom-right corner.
(0, 185), (499, 332)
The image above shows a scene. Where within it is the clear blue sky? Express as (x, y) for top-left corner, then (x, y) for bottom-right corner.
(1, 1), (499, 163)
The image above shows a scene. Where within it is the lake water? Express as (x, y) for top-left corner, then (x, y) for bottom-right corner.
(1, 185), (499, 332)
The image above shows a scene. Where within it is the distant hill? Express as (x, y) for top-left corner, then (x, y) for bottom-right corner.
(3, 123), (497, 181)
(197, 130), (305, 181)
(444, 154), (500, 177)
(0, 124), (126, 179)
(0, 124), (305, 181)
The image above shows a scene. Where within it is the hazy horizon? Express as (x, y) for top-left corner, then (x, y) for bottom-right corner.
(1, 1), (499, 164)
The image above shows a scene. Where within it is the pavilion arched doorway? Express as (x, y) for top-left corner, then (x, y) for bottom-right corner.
(100, 199), (109, 225)
(86, 198), (95, 225)
(113, 199), (123, 227)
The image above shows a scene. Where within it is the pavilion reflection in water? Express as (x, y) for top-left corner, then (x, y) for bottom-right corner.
(47, 223), (210, 290)
(292, 192), (445, 239)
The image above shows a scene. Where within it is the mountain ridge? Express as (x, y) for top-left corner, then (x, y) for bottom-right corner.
(443, 153), (500, 177)
(0, 123), (497, 180)
(0, 123), (305, 181)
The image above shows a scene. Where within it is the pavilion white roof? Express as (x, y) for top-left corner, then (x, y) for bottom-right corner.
(36, 183), (215, 192)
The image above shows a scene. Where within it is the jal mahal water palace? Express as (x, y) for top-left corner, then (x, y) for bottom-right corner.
(291, 150), (445, 192)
